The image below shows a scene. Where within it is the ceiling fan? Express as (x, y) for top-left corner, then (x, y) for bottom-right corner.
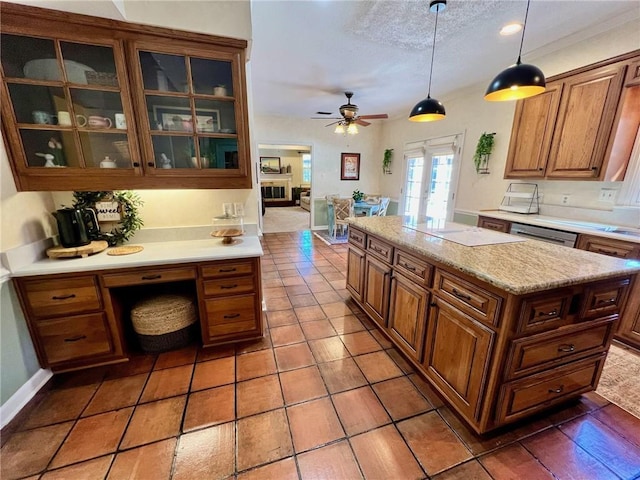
(312, 92), (388, 128)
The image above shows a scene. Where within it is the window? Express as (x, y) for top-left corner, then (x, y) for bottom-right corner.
(302, 153), (311, 183)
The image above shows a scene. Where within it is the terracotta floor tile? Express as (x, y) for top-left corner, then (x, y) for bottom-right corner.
(191, 356), (235, 390)
(196, 344), (236, 362)
(521, 427), (618, 480)
(263, 286), (288, 299)
(280, 366), (327, 405)
(373, 376), (432, 420)
(312, 290), (343, 304)
(329, 315), (366, 334)
(479, 443), (553, 480)
(140, 364), (193, 402)
(350, 424), (424, 480)
(274, 343), (316, 371)
(288, 397), (344, 453)
(41, 455), (113, 480)
(294, 305), (327, 322)
(105, 355), (156, 379)
(237, 349), (277, 381)
(322, 302), (354, 319)
(298, 440), (363, 480)
(282, 275), (306, 286)
(0, 422), (73, 480)
(332, 386), (391, 436)
(328, 279), (346, 290)
(285, 284), (311, 296)
(154, 345), (198, 370)
(265, 296), (293, 312)
(290, 294), (319, 308)
(307, 280), (334, 293)
(237, 457), (299, 480)
(304, 274), (327, 285)
(317, 357), (367, 393)
(173, 423), (235, 480)
(354, 351), (403, 384)
(408, 373), (443, 408)
(183, 384), (235, 432)
(558, 414), (640, 478)
(308, 336), (349, 363)
(50, 408), (132, 468)
(236, 334), (273, 354)
(237, 374), (284, 417)
(266, 309), (298, 327)
(108, 438), (176, 480)
(237, 409), (293, 471)
(82, 373), (147, 416)
(387, 347), (415, 373)
(22, 384), (99, 429)
(432, 460), (492, 480)
(398, 411), (472, 475)
(120, 396), (186, 449)
(592, 403), (640, 447)
(270, 324), (306, 347)
(340, 331), (382, 356)
(301, 319), (338, 340)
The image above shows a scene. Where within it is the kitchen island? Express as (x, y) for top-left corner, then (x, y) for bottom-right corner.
(345, 216), (639, 433)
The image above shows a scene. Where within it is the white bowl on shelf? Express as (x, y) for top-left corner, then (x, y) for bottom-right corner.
(23, 59), (95, 84)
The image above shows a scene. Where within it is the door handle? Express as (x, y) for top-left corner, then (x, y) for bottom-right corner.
(452, 288), (472, 301)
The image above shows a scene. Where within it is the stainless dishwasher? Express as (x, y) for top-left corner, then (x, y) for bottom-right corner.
(509, 222), (578, 247)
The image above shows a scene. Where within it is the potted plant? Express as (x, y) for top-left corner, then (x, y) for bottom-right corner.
(473, 132), (495, 174)
(352, 189), (364, 202)
(383, 148), (393, 174)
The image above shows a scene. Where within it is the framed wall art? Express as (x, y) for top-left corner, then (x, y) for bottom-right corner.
(340, 152), (360, 180)
(260, 156), (281, 174)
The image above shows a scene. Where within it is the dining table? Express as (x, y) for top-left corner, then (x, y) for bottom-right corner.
(326, 200), (380, 237)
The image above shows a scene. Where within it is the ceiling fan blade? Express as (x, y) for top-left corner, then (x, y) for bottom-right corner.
(325, 120), (341, 127)
(355, 119), (371, 126)
(316, 111), (333, 115)
(359, 114), (388, 120)
(311, 117), (341, 120)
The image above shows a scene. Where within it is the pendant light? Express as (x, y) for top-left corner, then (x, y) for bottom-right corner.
(485, 0), (545, 101)
(409, 0), (446, 122)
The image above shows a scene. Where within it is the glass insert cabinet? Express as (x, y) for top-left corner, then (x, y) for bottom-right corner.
(0, 3), (251, 191)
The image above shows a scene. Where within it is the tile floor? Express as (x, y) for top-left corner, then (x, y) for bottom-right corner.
(2, 231), (640, 479)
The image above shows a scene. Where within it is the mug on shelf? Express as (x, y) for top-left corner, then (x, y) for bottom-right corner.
(79, 115), (112, 128)
(114, 113), (127, 129)
(56, 111), (85, 127)
(32, 110), (55, 125)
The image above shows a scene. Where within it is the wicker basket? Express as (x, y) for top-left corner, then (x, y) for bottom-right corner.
(85, 71), (119, 86)
(131, 294), (197, 353)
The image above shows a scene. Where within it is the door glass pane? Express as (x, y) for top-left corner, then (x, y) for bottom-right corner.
(79, 132), (130, 168)
(199, 138), (238, 169)
(139, 52), (187, 92)
(403, 156), (424, 223)
(190, 57), (233, 96)
(20, 130), (77, 167)
(2, 35), (59, 80)
(70, 89), (124, 129)
(8, 85), (67, 124)
(151, 135), (196, 169)
(195, 99), (235, 133)
(145, 95), (192, 132)
(60, 42), (117, 85)
(425, 154), (454, 221)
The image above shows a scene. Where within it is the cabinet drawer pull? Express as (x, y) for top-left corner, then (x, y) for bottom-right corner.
(219, 268), (237, 273)
(223, 313), (240, 319)
(557, 344), (575, 353)
(52, 294), (76, 300)
(596, 298), (616, 305)
(430, 302), (437, 307)
(452, 288), (472, 301)
(402, 263), (416, 271)
(548, 385), (564, 394)
(538, 309), (558, 317)
(64, 335), (87, 342)
(147, 162), (155, 167)
(596, 248), (617, 255)
(220, 284), (238, 289)
(371, 246), (385, 255)
(141, 274), (162, 280)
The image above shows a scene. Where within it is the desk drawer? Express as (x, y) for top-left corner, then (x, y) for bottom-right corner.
(203, 276), (255, 297)
(204, 294), (259, 338)
(21, 276), (101, 319)
(201, 260), (255, 279)
(348, 228), (366, 249)
(367, 236), (394, 264)
(102, 267), (196, 287)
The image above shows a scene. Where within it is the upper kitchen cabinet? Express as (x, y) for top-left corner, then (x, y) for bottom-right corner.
(0, 2), (251, 191)
(504, 51), (639, 181)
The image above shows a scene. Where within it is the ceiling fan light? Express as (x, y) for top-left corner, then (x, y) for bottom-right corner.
(334, 123), (345, 134)
(484, 62), (546, 101)
(409, 96), (446, 122)
(347, 122), (358, 135)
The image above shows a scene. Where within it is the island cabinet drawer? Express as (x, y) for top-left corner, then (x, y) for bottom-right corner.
(477, 216), (511, 233)
(102, 267), (196, 287)
(580, 277), (630, 319)
(496, 354), (606, 424)
(201, 259), (255, 278)
(20, 276), (101, 319)
(202, 276), (255, 297)
(348, 228), (366, 249)
(36, 313), (114, 366)
(367, 236), (394, 264)
(204, 294), (259, 338)
(505, 316), (616, 379)
(394, 249), (433, 287)
(516, 290), (573, 334)
(433, 270), (502, 326)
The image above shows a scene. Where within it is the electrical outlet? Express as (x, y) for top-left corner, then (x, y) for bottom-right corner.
(599, 188), (616, 204)
(561, 194), (571, 205)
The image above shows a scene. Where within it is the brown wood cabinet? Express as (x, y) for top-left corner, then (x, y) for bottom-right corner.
(477, 215), (512, 233)
(363, 254), (391, 327)
(504, 51), (638, 180)
(0, 2), (251, 191)
(387, 272), (429, 361)
(346, 246), (366, 302)
(14, 256), (263, 372)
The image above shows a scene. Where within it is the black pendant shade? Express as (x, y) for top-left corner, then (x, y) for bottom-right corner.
(409, 95), (446, 122)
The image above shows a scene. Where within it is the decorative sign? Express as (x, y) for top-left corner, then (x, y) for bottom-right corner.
(95, 201), (122, 222)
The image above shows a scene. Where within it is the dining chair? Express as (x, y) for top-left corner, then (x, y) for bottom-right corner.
(363, 194), (381, 203)
(376, 197), (390, 216)
(332, 197), (354, 238)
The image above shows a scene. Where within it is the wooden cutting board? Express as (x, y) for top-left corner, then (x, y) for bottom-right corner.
(46, 240), (109, 259)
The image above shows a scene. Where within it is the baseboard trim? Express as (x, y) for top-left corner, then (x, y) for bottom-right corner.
(1, 368), (52, 429)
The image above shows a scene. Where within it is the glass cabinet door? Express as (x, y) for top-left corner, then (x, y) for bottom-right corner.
(1, 34), (137, 172)
(137, 48), (242, 173)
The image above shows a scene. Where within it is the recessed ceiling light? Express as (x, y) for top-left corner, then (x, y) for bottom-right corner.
(500, 22), (523, 36)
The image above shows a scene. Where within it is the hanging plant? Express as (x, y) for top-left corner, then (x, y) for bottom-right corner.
(383, 148), (393, 174)
(473, 132), (495, 173)
(73, 191), (144, 246)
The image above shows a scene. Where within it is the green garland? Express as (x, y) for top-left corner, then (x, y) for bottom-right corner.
(473, 132), (495, 172)
(72, 191), (144, 246)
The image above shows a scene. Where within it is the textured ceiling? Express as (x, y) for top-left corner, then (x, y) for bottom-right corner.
(250, 0), (640, 121)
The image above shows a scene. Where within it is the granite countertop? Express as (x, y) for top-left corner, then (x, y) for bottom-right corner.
(10, 236), (263, 277)
(348, 216), (640, 295)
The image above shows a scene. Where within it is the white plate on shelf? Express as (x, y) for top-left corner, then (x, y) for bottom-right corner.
(23, 59), (95, 84)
